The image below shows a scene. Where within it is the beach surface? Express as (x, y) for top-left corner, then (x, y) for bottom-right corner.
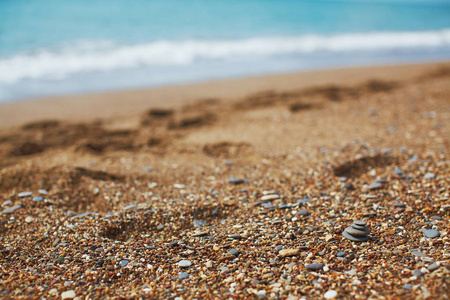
(0, 62), (449, 299)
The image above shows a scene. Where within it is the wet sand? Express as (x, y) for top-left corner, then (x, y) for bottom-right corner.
(0, 62), (449, 299)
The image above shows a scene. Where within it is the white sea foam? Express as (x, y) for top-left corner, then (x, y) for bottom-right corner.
(1, 29), (449, 84)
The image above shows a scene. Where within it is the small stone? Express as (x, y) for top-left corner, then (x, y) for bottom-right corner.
(297, 209), (310, 216)
(61, 290), (76, 299)
(411, 250), (428, 258)
(192, 231), (208, 237)
(353, 220), (366, 226)
(123, 204), (137, 211)
(178, 272), (189, 279)
(427, 262), (440, 272)
(178, 260), (192, 267)
(25, 216), (34, 223)
(157, 224), (165, 230)
(305, 263), (324, 270)
(393, 202), (406, 208)
(413, 270), (422, 277)
(345, 226), (370, 237)
(2, 204), (22, 214)
(424, 173), (435, 179)
(228, 177), (247, 185)
(342, 231), (368, 242)
(220, 266), (229, 272)
(367, 182), (382, 190)
(279, 249), (300, 257)
(394, 169), (403, 175)
(403, 284), (412, 290)
(18, 192), (33, 198)
(33, 196), (44, 202)
(229, 234), (243, 240)
(324, 290), (337, 299)
(119, 260), (129, 267)
(261, 194), (279, 202)
(228, 249), (241, 257)
(337, 252), (346, 257)
(38, 189), (48, 195)
(424, 229), (440, 238)
(2, 200), (11, 207)
(350, 224), (367, 230)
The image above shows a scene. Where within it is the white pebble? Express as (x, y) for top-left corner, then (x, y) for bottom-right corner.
(324, 290), (337, 299)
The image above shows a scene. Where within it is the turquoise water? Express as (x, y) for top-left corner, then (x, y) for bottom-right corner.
(1, 0), (450, 101)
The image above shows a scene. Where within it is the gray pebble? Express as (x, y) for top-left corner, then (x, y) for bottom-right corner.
(119, 260), (129, 267)
(427, 262), (440, 272)
(2, 200), (11, 207)
(297, 209), (310, 216)
(2, 204), (22, 214)
(228, 249), (241, 257)
(33, 196), (44, 202)
(18, 192), (33, 198)
(220, 266), (229, 272)
(305, 263), (324, 270)
(411, 250), (428, 258)
(351, 224), (367, 230)
(229, 234), (243, 240)
(345, 227), (370, 237)
(393, 202), (406, 208)
(178, 260), (192, 268)
(424, 229), (440, 238)
(413, 270), (422, 277)
(354, 220), (367, 226)
(403, 284), (412, 290)
(337, 252), (346, 257)
(424, 173), (435, 179)
(343, 231), (368, 242)
(367, 182), (382, 190)
(178, 272), (189, 279)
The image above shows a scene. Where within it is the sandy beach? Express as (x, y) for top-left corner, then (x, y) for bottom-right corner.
(0, 62), (449, 299)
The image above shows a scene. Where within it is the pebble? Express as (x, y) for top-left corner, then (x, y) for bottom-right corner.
(38, 189), (48, 194)
(261, 194), (279, 202)
(33, 196), (44, 202)
(228, 177), (247, 185)
(228, 249), (241, 256)
(2, 204), (22, 214)
(324, 290), (337, 299)
(427, 262), (440, 272)
(123, 204), (137, 211)
(18, 191), (33, 198)
(279, 249), (300, 257)
(337, 252), (346, 257)
(178, 260), (192, 267)
(305, 263), (324, 270)
(229, 234), (243, 240)
(343, 221), (370, 242)
(119, 260), (129, 267)
(178, 272), (189, 279)
(367, 182), (382, 190)
(61, 290), (76, 299)
(413, 270), (422, 277)
(297, 209), (310, 216)
(424, 172), (435, 179)
(25, 216), (34, 223)
(394, 169), (403, 175)
(220, 266), (229, 272)
(423, 229), (440, 238)
(192, 231), (208, 237)
(2, 200), (11, 207)
(403, 284), (412, 290)
(411, 250), (428, 258)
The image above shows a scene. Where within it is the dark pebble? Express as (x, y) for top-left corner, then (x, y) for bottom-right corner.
(305, 263), (324, 270)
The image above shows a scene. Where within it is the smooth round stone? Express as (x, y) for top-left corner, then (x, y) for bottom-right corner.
(33, 196), (44, 202)
(343, 231), (368, 242)
(424, 173), (435, 179)
(119, 260), (129, 267)
(354, 220), (367, 226)
(324, 290), (337, 299)
(229, 234), (243, 240)
(18, 191), (33, 198)
(424, 229), (440, 238)
(345, 227), (370, 237)
(178, 272), (189, 279)
(2, 200), (11, 207)
(220, 266), (229, 272)
(178, 260), (192, 267)
(305, 263), (324, 270)
(61, 290), (76, 300)
(297, 209), (310, 216)
(228, 249), (241, 257)
(413, 270), (422, 277)
(337, 252), (346, 257)
(351, 224), (367, 230)
(427, 262), (440, 272)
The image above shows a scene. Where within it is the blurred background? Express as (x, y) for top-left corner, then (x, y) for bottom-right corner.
(1, 0), (449, 102)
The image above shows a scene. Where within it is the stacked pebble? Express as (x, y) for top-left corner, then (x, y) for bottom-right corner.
(343, 220), (370, 242)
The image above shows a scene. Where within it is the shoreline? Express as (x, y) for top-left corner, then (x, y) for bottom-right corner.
(1, 61), (449, 128)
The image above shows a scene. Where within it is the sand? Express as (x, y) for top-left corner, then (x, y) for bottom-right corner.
(0, 62), (448, 299)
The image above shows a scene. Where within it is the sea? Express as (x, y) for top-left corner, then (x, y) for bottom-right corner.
(1, 0), (450, 102)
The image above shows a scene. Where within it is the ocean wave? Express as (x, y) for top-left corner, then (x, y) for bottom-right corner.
(1, 29), (450, 84)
